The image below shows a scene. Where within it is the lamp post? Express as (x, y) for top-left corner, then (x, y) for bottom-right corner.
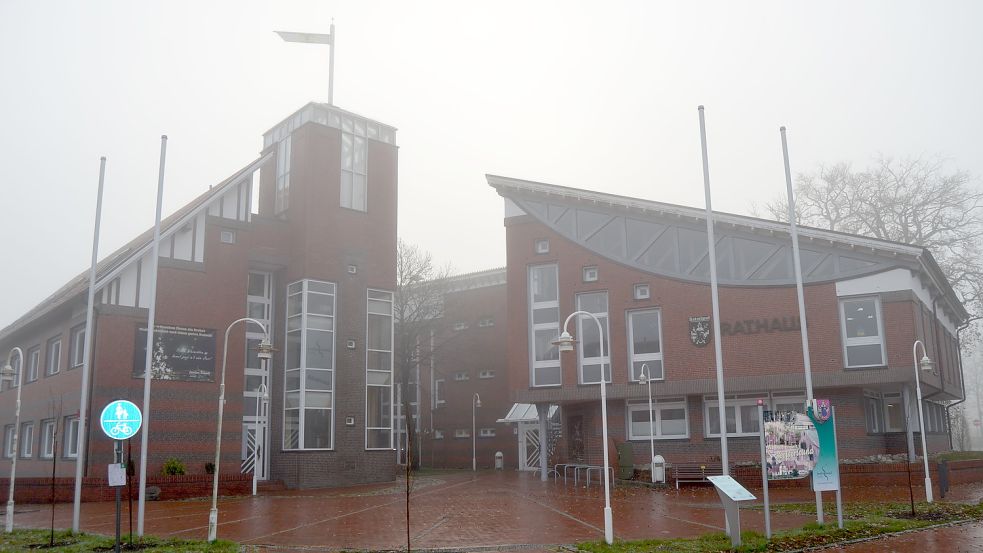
(553, 311), (613, 545)
(2, 347), (24, 533)
(252, 383), (269, 496)
(912, 340), (935, 503)
(208, 318), (271, 542)
(639, 364), (656, 483)
(472, 393), (481, 472)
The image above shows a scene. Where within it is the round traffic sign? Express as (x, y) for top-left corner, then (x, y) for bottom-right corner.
(99, 400), (143, 440)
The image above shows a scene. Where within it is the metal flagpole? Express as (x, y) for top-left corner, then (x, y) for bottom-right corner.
(137, 135), (167, 537)
(698, 106), (729, 475)
(328, 19), (335, 105)
(73, 156), (107, 533)
(780, 126), (824, 524)
(758, 401), (771, 539)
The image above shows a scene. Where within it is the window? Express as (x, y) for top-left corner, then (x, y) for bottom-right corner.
(478, 317), (494, 328)
(479, 428), (496, 438)
(628, 309), (664, 381)
(433, 430), (444, 440)
(220, 230), (236, 244)
(627, 398), (689, 440)
(366, 289), (394, 450)
(839, 297), (886, 368)
(528, 265), (561, 386)
(434, 379), (445, 405)
(883, 392), (904, 432)
(69, 325), (86, 368)
(453, 322), (469, 331)
(27, 347), (40, 382)
(41, 420), (56, 458)
(582, 266), (598, 283)
(284, 279), (336, 450)
(64, 416), (80, 458)
(454, 429), (470, 438)
(864, 392), (883, 433)
(479, 370), (495, 379)
(275, 135), (291, 214)
(454, 372), (469, 381)
(576, 292), (610, 384)
(3, 425), (14, 458)
(634, 284), (650, 300)
(534, 239), (550, 254)
(704, 393), (781, 437)
(341, 118), (367, 211)
(20, 422), (34, 458)
(46, 336), (61, 376)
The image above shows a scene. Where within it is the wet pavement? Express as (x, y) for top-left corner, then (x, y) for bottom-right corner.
(830, 520), (983, 552)
(7, 470), (983, 551)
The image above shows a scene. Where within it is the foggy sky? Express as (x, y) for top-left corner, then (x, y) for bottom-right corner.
(1, 0), (982, 329)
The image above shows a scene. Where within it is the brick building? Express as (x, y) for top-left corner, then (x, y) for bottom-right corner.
(488, 174), (968, 474)
(396, 268), (517, 470)
(0, 102), (398, 489)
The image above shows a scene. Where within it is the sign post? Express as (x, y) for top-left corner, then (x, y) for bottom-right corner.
(100, 401), (143, 553)
(806, 399), (842, 529)
(707, 475), (756, 547)
(757, 401), (771, 539)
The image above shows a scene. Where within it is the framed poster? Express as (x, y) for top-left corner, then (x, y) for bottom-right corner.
(133, 324), (217, 382)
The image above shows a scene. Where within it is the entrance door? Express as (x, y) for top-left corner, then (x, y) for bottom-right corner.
(518, 421), (541, 471)
(242, 271), (272, 480)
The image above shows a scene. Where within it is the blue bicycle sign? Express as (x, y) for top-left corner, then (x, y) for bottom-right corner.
(99, 400), (143, 440)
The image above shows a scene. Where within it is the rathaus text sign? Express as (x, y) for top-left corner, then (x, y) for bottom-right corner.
(720, 316), (801, 337)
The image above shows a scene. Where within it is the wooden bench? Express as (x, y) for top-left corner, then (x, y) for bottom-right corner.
(674, 462), (723, 489)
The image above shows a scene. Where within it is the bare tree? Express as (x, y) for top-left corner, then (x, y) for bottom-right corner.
(760, 156), (983, 324)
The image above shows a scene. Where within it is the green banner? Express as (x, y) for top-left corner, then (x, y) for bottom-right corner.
(806, 401), (840, 492)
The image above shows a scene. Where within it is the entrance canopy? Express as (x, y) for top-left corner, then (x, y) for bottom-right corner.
(497, 403), (558, 424)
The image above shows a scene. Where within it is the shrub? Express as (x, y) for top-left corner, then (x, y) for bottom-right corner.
(205, 462), (215, 475)
(160, 457), (187, 476)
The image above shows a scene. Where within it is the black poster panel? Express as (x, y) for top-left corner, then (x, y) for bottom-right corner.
(133, 324), (217, 382)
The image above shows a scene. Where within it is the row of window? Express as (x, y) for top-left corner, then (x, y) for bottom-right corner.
(527, 264), (892, 387)
(451, 370), (496, 381)
(452, 317), (495, 331)
(864, 391), (948, 434)
(3, 416), (79, 460)
(433, 428), (497, 439)
(626, 391), (806, 440)
(2, 327), (86, 392)
(283, 280), (394, 452)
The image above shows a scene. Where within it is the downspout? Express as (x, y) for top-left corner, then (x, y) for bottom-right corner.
(944, 320), (970, 450)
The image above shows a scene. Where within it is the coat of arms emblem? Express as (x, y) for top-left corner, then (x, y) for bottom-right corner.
(689, 316), (711, 347)
(813, 398), (832, 423)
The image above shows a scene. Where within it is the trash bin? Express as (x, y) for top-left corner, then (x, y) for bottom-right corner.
(651, 455), (666, 484)
(495, 451), (504, 470)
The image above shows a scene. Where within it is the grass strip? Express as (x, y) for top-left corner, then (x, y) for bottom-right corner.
(0, 528), (238, 552)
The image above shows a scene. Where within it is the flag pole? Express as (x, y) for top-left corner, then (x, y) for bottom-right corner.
(698, 106), (729, 475)
(328, 19), (335, 105)
(72, 157), (107, 533)
(137, 135), (167, 537)
(780, 126), (824, 524)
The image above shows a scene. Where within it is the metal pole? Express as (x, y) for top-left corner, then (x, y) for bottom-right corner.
(758, 402), (771, 538)
(209, 318), (267, 542)
(780, 127), (823, 523)
(137, 136), (167, 537)
(472, 393), (480, 472)
(114, 440), (122, 553)
(252, 383), (266, 496)
(697, 106), (729, 475)
(913, 341), (934, 502)
(328, 20), (335, 105)
(596, 313), (613, 545)
(642, 364), (656, 483)
(4, 348), (24, 533)
(832, 406), (843, 529)
(74, 156), (106, 533)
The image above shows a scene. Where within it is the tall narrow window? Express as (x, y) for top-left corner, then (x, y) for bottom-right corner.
(64, 416), (80, 458)
(283, 279), (336, 450)
(3, 425), (13, 458)
(41, 420), (56, 458)
(576, 292), (610, 384)
(20, 422), (34, 458)
(275, 136), (291, 214)
(341, 117), (368, 211)
(528, 265), (561, 386)
(628, 309), (663, 381)
(839, 297), (886, 368)
(366, 290), (394, 449)
(69, 325), (86, 368)
(27, 347), (40, 383)
(46, 336), (61, 376)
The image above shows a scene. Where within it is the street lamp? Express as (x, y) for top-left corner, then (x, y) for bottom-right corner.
(472, 393), (481, 472)
(252, 383), (269, 496)
(639, 364), (657, 484)
(2, 347), (24, 533)
(912, 340), (935, 503)
(553, 311), (613, 545)
(208, 318), (271, 542)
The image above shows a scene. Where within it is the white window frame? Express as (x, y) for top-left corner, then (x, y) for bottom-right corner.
(341, 118), (368, 212)
(576, 291), (610, 385)
(27, 347), (40, 383)
(534, 239), (550, 254)
(528, 264), (561, 387)
(283, 279), (337, 451)
(3, 425), (13, 458)
(434, 379), (445, 405)
(433, 430), (444, 440)
(454, 372), (469, 381)
(64, 416), (79, 458)
(453, 322), (469, 331)
(704, 392), (804, 438)
(454, 429), (470, 439)
(628, 308), (664, 382)
(582, 266), (598, 283)
(479, 428), (496, 438)
(633, 283), (650, 300)
(478, 317), (494, 328)
(864, 391), (883, 434)
(41, 419), (56, 458)
(69, 325), (86, 368)
(275, 135), (291, 214)
(20, 422), (34, 458)
(839, 296), (887, 368)
(626, 398), (689, 440)
(46, 336), (61, 376)
(479, 370), (495, 379)
(365, 289), (394, 450)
